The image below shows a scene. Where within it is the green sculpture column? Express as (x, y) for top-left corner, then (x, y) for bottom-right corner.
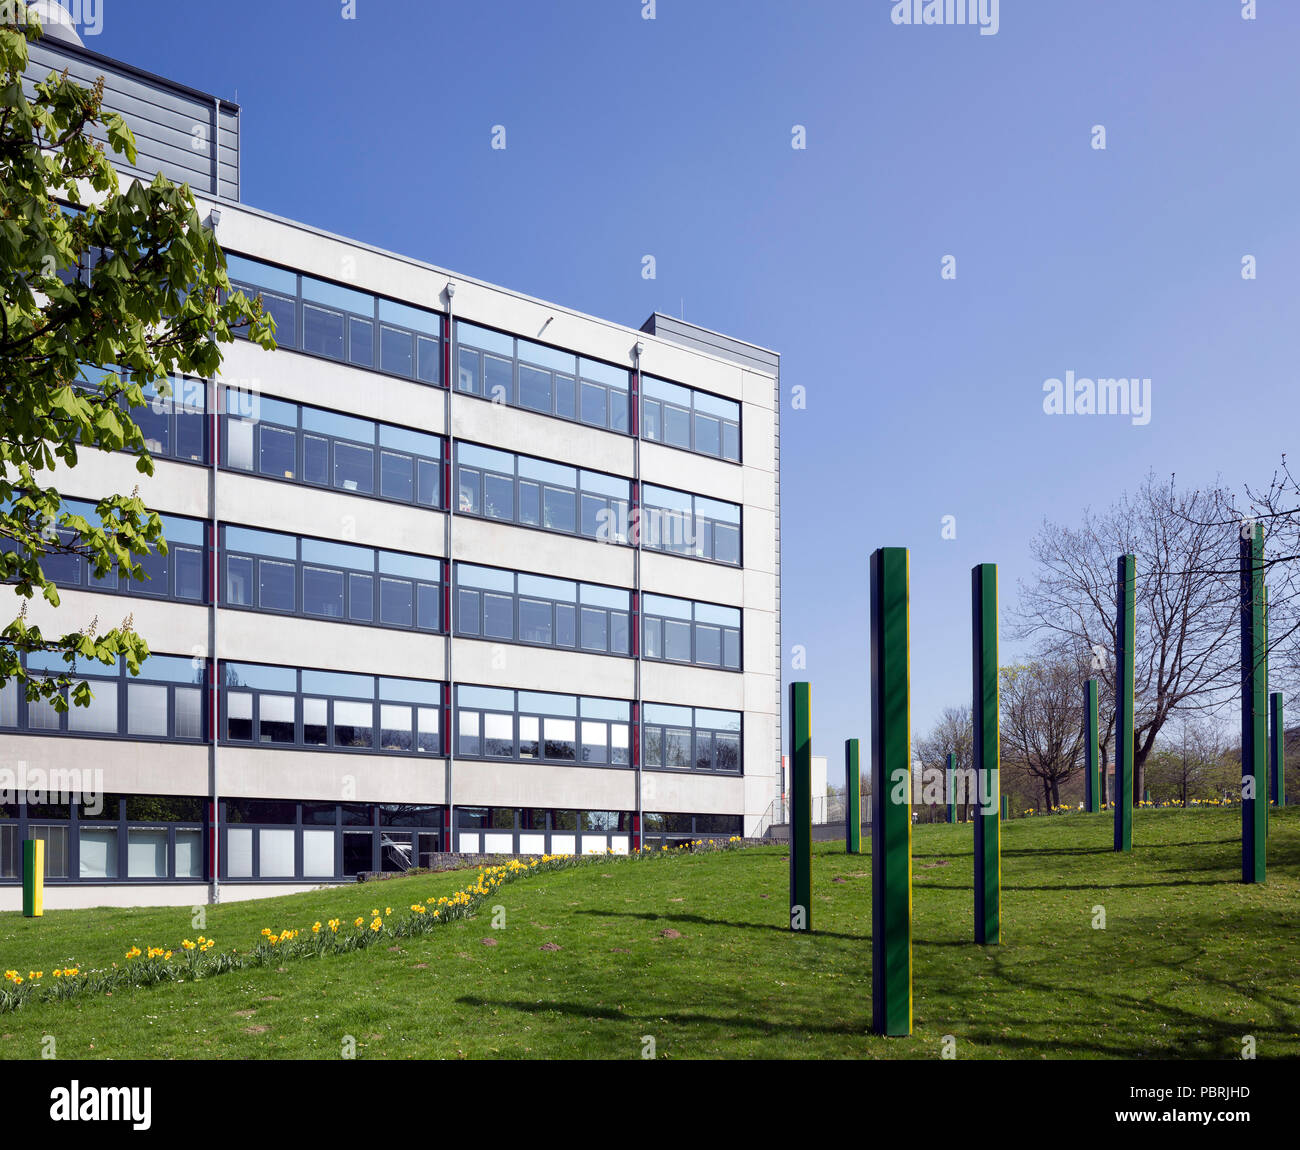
(1114, 555), (1136, 852)
(947, 752), (957, 824)
(1270, 693), (1285, 809)
(1241, 525), (1267, 883)
(790, 682), (813, 929)
(22, 839), (44, 918)
(845, 738), (862, 853)
(972, 563), (1000, 945)
(870, 547), (911, 1036)
(1084, 678), (1100, 813)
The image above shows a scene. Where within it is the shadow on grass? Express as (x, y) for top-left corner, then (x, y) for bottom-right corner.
(455, 995), (873, 1036)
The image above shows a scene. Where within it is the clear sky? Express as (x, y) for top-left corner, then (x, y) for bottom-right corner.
(69, 0), (1300, 784)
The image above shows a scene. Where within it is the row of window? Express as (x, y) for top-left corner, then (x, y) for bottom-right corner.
(222, 526), (442, 633)
(222, 387), (442, 509)
(0, 654), (206, 741)
(0, 657), (744, 774)
(0, 500), (207, 602)
(0, 801), (742, 883)
(223, 664), (442, 756)
(224, 254), (742, 462)
(227, 255), (443, 384)
(455, 564), (629, 657)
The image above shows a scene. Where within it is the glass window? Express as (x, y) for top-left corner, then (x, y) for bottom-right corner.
(259, 560), (296, 612)
(303, 829), (335, 877)
(260, 425), (296, 479)
(225, 826), (253, 877)
(335, 442), (375, 494)
(334, 700), (374, 748)
(176, 828), (204, 878)
(484, 712), (514, 757)
(518, 365), (551, 413)
(665, 728), (692, 768)
(304, 697), (328, 745)
(483, 593), (513, 640)
(80, 827), (118, 878)
(127, 683), (168, 737)
(304, 566), (345, 619)
(697, 625), (722, 666)
(544, 717), (576, 760)
(380, 452), (413, 502)
(380, 704), (413, 752)
(381, 326), (413, 376)
(259, 829), (295, 877)
(259, 694), (295, 744)
(68, 681), (118, 734)
(349, 317), (374, 367)
(544, 488), (575, 533)
(519, 599), (552, 645)
(380, 579), (414, 628)
(127, 828), (169, 879)
(580, 382), (606, 427)
(226, 692), (253, 740)
(350, 573), (374, 623)
(303, 304), (344, 360)
(580, 608), (608, 653)
(458, 710), (481, 757)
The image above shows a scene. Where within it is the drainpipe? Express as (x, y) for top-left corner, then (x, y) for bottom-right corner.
(633, 341), (644, 852)
(443, 283), (456, 853)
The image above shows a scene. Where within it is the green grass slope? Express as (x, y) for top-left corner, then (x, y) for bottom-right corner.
(1, 807), (1297, 1059)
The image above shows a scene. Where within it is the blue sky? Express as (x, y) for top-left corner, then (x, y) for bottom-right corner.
(74, 1), (1300, 783)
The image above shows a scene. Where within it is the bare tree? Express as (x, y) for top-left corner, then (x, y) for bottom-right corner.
(1013, 472), (1240, 806)
(1144, 714), (1229, 806)
(916, 705), (973, 819)
(1000, 657), (1087, 810)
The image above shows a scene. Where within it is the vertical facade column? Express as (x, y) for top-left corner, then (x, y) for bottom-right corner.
(971, 562), (1000, 946)
(789, 682), (812, 931)
(1270, 693), (1285, 809)
(947, 751), (956, 824)
(1241, 524), (1267, 884)
(1084, 678), (1100, 813)
(845, 738), (861, 854)
(1113, 555), (1136, 852)
(870, 547), (911, 1036)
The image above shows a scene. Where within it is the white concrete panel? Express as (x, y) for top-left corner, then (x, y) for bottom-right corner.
(742, 463), (776, 514)
(453, 638), (634, 699)
(457, 832), (480, 852)
(218, 610), (445, 681)
(639, 770), (746, 815)
(483, 832), (513, 853)
(1, 587), (207, 658)
(640, 662), (744, 711)
(742, 568), (778, 615)
(453, 394), (633, 478)
(609, 835), (629, 855)
(44, 451), (211, 520)
(217, 748), (447, 804)
(743, 674), (781, 716)
(452, 762), (634, 811)
(743, 506), (776, 576)
(519, 833), (545, 854)
(217, 471), (445, 557)
(453, 515), (632, 587)
(742, 369), (779, 410)
(582, 837), (607, 855)
(550, 834), (576, 854)
(742, 609), (777, 676)
(0, 736), (209, 797)
(640, 551), (743, 607)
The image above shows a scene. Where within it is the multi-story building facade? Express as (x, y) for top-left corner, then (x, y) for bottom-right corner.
(0, 14), (781, 907)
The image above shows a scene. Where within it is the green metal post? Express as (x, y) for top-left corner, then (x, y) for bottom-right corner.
(845, 738), (862, 853)
(871, 547), (912, 1036)
(972, 563), (1000, 945)
(946, 751), (956, 824)
(790, 682), (813, 929)
(1084, 678), (1100, 813)
(1242, 525), (1267, 883)
(1114, 555), (1136, 852)
(1270, 693), (1285, 809)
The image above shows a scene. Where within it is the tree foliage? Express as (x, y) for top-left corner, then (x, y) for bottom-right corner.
(0, 4), (272, 709)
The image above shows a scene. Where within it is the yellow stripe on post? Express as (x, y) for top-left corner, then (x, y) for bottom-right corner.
(23, 839), (45, 918)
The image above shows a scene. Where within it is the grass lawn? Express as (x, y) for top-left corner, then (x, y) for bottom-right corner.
(1, 806), (1297, 1059)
